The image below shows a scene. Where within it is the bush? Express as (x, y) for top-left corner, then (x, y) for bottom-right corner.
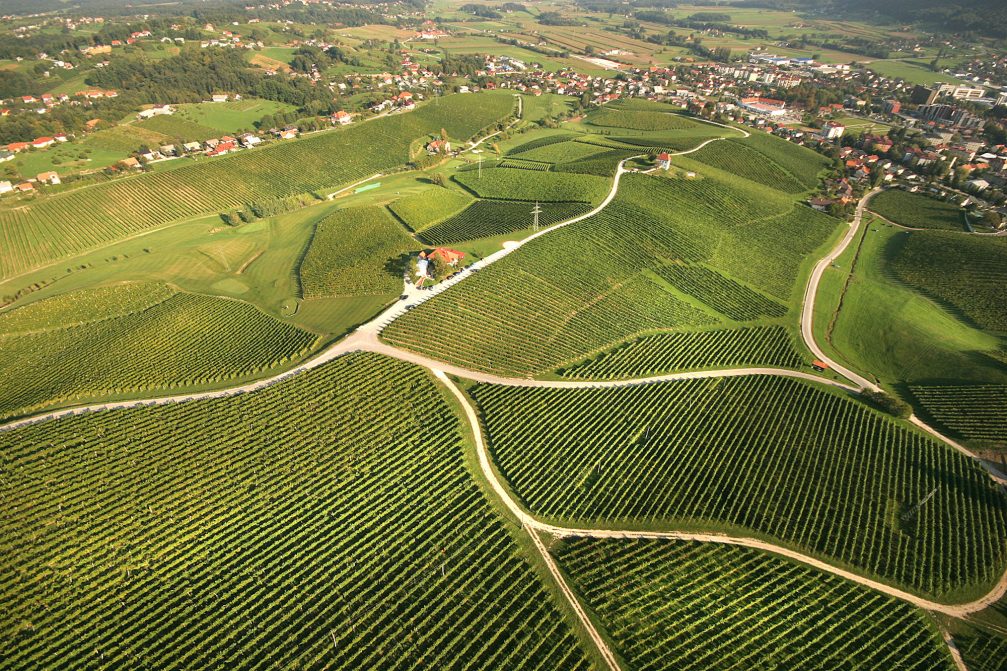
(862, 389), (912, 418)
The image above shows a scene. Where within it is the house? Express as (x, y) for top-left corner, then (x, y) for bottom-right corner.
(36, 171), (60, 185)
(0, 150), (13, 162)
(426, 139), (450, 154)
(211, 94), (229, 103)
(15, 182), (34, 192)
(159, 144), (176, 156)
(656, 152), (671, 170)
(7, 142), (29, 153)
(820, 122), (845, 140)
(808, 197), (834, 212)
(32, 136), (54, 149)
(137, 104), (173, 119)
(0, 180), (12, 194)
(275, 126), (297, 140)
(428, 247), (465, 267)
(119, 156), (141, 169)
(238, 133), (261, 148)
(207, 140), (236, 156)
(183, 141), (202, 153)
(332, 110), (352, 125)
(54, 133), (68, 142)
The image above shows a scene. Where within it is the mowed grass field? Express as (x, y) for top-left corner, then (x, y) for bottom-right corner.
(473, 375), (1007, 599)
(0, 353), (593, 670)
(0, 92), (515, 281)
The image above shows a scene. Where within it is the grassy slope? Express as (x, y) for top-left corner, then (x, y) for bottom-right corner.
(870, 189), (966, 230)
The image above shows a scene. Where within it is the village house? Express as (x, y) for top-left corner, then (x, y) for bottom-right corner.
(656, 152), (672, 170)
(137, 105), (173, 120)
(0, 180), (12, 194)
(32, 136), (54, 149)
(119, 157), (141, 169)
(428, 247), (465, 267)
(36, 171), (60, 185)
(15, 181), (34, 192)
(332, 110), (352, 125)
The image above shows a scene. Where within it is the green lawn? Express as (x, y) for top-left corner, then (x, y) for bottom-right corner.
(169, 98), (298, 134)
(866, 59), (972, 86)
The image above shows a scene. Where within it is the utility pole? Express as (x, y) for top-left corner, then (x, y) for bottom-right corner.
(531, 201), (541, 232)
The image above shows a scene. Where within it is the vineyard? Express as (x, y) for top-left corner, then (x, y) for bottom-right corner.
(553, 538), (954, 670)
(299, 206), (419, 298)
(419, 200), (592, 245)
(0, 92), (515, 280)
(453, 167), (609, 202)
(870, 190), (965, 230)
(690, 139), (806, 193)
(510, 139), (611, 164)
(552, 149), (639, 177)
(471, 375), (1007, 597)
(586, 109), (700, 131)
(909, 385), (1007, 447)
(557, 326), (803, 379)
(736, 131), (831, 191)
(387, 188), (474, 232)
(384, 172), (838, 375)
(0, 283), (320, 419)
(888, 231), (1007, 331)
(135, 114), (225, 143)
(653, 262), (788, 320)
(0, 353), (591, 670)
(957, 626), (1007, 671)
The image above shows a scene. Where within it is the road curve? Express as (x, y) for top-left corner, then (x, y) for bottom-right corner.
(434, 370), (1007, 619)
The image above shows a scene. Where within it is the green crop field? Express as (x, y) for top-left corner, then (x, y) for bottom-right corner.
(299, 206), (419, 298)
(558, 326), (804, 379)
(172, 98), (297, 134)
(909, 385), (1007, 448)
(870, 190), (966, 230)
(0, 283), (320, 419)
(453, 167), (609, 202)
(553, 538), (954, 670)
(0, 353), (591, 669)
(388, 188), (474, 232)
(690, 138), (807, 193)
(472, 375), (1007, 598)
(420, 200), (593, 245)
(384, 173), (838, 376)
(0, 92), (515, 281)
(552, 148), (640, 176)
(888, 231), (1007, 332)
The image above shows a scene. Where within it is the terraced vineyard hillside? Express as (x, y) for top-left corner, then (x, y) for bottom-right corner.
(0, 353), (592, 670)
(300, 206), (419, 298)
(0, 92), (515, 280)
(472, 376), (1007, 598)
(870, 189), (966, 230)
(0, 283), (321, 419)
(384, 171), (838, 376)
(553, 538), (954, 670)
